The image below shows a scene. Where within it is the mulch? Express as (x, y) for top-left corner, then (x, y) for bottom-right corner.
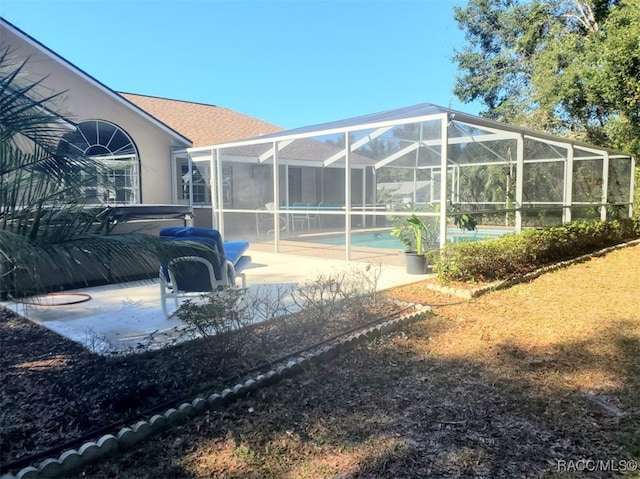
(0, 293), (422, 471)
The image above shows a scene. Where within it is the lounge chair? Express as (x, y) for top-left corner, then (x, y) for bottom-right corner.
(158, 227), (251, 317)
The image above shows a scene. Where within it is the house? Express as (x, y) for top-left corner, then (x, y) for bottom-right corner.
(0, 17), (281, 229)
(120, 93), (282, 228)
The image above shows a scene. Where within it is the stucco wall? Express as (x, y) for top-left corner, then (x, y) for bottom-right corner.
(3, 24), (186, 204)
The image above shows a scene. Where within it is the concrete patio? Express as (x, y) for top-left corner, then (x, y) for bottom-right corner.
(1, 249), (427, 354)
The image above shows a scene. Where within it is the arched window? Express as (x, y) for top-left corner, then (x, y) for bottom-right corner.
(58, 120), (140, 204)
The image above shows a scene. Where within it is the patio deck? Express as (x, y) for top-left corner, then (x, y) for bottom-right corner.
(1, 249), (426, 354)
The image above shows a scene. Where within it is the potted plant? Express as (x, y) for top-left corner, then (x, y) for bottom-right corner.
(390, 214), (438, 274)
(390, 205), (478, 274)
(448, 201), (478, 232)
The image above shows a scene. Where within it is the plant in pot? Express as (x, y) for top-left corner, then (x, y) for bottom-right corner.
(390, 214), (438, 274)
(448, 201), (479, 232)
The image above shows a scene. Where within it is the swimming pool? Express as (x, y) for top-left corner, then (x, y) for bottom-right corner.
(305, 228), (510, 249)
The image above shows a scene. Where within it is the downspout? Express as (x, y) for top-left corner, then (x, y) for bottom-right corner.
(215, 148), (224, 233)
(208, 149), (217, 229)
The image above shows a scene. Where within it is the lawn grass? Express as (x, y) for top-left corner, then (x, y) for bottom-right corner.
(63, 244), (640, 478)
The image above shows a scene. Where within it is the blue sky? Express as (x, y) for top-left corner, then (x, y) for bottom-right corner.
(1, 0), (480, 130)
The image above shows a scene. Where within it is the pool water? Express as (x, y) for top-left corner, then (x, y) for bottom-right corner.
(312, 232), (405, 249)
(307, 229), (509, 250)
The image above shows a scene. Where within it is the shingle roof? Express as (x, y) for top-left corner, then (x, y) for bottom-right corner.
(120, 93), (283, 147)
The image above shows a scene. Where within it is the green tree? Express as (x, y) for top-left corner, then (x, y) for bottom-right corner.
(591, 0), (640, 154)
(453, 0), (640, 157)
(0, 48), (164, 297)
(452, 0), (540, 122)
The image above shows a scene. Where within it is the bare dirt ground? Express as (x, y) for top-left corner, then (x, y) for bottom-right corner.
(2, 244), (640, 478)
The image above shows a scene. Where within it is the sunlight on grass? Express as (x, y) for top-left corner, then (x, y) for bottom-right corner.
(182, 430), (403, 478)
(12, 356), (69, 371)
(285, 436), (402, 479)
(397, 245), (640, 394)
(186, 437), (256, 477)
(177, 244), (637, 478)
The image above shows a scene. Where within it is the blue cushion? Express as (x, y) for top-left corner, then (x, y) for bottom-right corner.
(234, 255), (252, 273)
(169, 236), (224, 280)
(162, 260), (218, 292)
(159, 227), (249, 266)
(169, 227), (221, 239)
(159, 226), (189, 237)
(223, 241), (250, 264)
(160, 227), (224, 254)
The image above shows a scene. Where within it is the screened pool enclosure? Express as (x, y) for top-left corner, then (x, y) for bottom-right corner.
(182, 104), (635, 261)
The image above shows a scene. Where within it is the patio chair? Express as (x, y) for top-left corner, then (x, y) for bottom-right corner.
(158, 227), (251, 317)
(256, 203), (288, 240)
(308, 201), (323, 229)
(291, 202), (310, 232)
(255, 207), (271, 240)
(266, 214), (288, 239)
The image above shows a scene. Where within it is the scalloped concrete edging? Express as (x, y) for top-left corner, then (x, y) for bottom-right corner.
(2, 303), (431, 479)
(428, 239), (640, 300)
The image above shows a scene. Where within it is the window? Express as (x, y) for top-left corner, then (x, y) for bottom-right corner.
(58, 120), (139, 204)
(180, 163), (208, 204)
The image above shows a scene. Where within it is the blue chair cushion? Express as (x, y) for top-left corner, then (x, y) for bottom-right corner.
(160, 226), (222, 240)
(159, 226), (187, 237)
(160, 259), (217, 292)
(159, 227), (249, 266)
(234, 255), (252, 273)
(169, 236), (224, 281)
(223, 241), (250, 264)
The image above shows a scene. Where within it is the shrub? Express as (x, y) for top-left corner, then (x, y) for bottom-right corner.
(435, 218), (640, 283)
(176, 288), (252, 357)
(172, 263), (388, 358)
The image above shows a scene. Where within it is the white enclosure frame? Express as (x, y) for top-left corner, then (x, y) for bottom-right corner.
(183, 104), (635, 260)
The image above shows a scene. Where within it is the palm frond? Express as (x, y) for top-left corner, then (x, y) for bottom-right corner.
(0, 47), (71, 152)
(0, 43), (173, 298)
(0, 230), (166, 297)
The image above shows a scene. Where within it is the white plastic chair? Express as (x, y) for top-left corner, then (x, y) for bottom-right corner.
(308, 201), (323, 229)
(291, 202), (310, 231)
(159, 255), (247, 318)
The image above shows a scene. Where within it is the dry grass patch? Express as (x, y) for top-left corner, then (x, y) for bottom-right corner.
(408, 246), (640, 392)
